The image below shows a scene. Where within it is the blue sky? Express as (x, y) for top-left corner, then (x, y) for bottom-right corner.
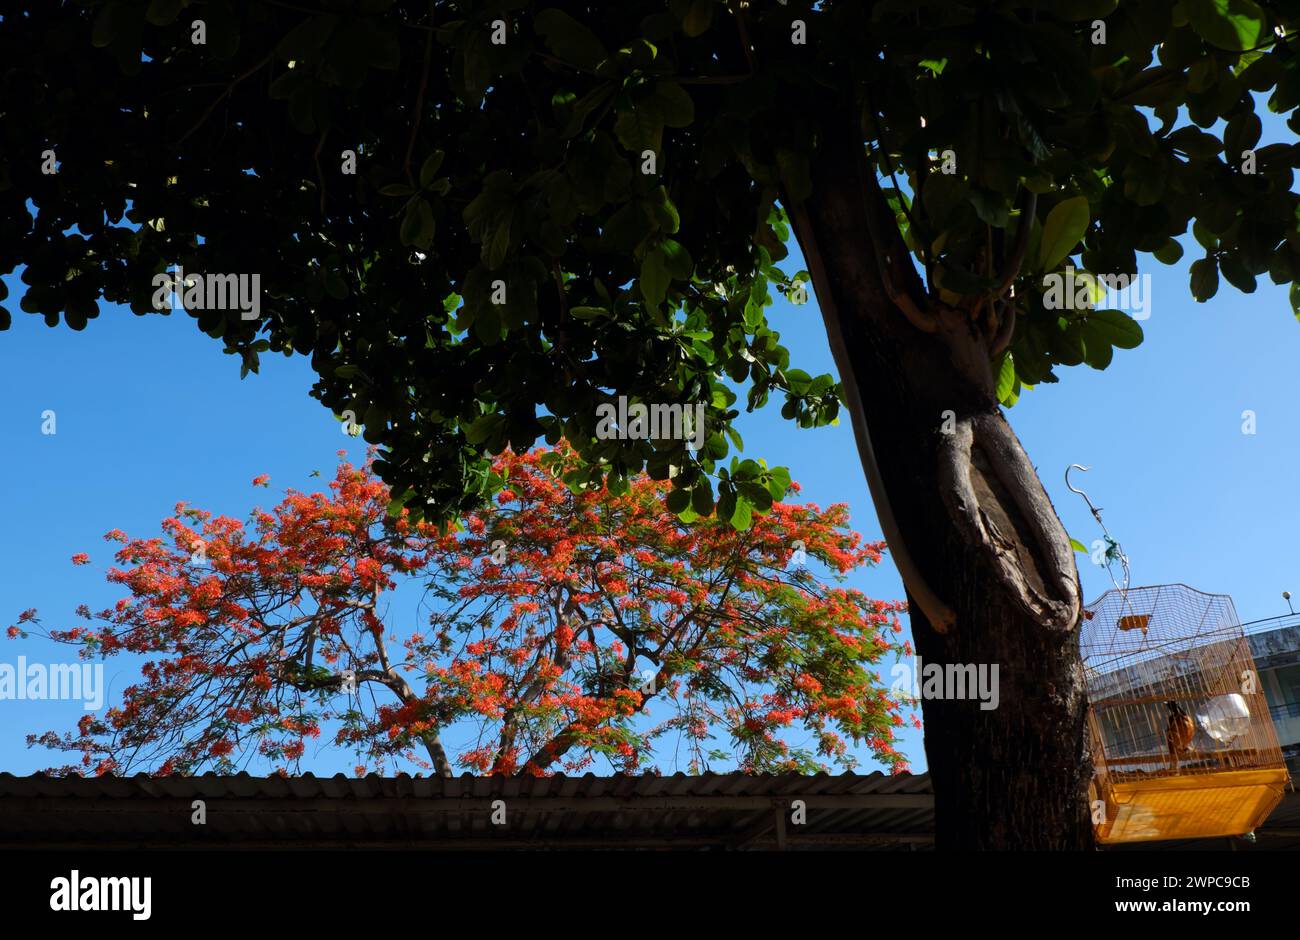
(3, 242), (1298, 777)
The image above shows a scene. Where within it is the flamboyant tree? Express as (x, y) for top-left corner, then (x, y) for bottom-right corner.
(9, 447), (911, 778)
(5, 0), (1300, 847)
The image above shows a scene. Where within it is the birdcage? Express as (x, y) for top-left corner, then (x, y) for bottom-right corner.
(1081, 584), (1289, 844)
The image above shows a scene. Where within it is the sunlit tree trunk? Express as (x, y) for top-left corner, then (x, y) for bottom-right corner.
(786, 116), (1094, 850)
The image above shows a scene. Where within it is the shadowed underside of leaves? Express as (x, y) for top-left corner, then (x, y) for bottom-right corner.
(2, 0), (1299, 520)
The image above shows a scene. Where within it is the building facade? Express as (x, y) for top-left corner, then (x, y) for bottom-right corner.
(1247, 613), (1300, 774)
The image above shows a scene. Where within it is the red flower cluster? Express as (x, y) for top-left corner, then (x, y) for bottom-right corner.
(12, 445), (912, 777)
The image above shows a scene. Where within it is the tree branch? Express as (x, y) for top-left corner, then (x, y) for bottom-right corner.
(176, 53), (275, 148)
(993, 189), (1036, 298)
(785, 195), (957, 634)
(856, 144), (938, 334)
(403, 0), (436, 186)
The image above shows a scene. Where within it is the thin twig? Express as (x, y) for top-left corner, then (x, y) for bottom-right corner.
(733, 0), (757, 72)
(989, 297), (1018, 359)
(992, 190), (1036, 298)
(314, 126), (330, 215)
(176, 53), (275, 147)
(986, 189), (1037, 355)
(551, 260), (569, 317)
(675, 74), (752, 85)
(403, 0), (436, 186)
(675, 2), (756, 86)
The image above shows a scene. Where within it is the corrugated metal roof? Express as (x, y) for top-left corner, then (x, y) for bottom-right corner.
(0, 768), (935, 799)
(4, 770), (1295, 850)
(0, 770), (936, 851)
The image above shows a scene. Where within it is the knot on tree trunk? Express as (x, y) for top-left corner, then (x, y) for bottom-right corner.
(937, 411), (1081, 631)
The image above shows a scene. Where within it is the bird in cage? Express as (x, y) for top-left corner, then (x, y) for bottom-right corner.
(1165, 700), (1197, 771)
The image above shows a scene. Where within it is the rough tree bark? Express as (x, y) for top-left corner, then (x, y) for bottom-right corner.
(784, 113), (1095, 850)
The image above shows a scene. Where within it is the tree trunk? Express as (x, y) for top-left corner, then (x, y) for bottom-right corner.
(785, 117), (1094, 850)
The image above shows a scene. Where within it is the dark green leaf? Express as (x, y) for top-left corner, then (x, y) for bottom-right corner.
(419, 150), (445, 188)
(1038, 196), (1090, 272)
(1190, 257), (1220, 301)
(682, 0), (713, 37)
(1082, 308), (1144, 350)
(535, 8), (607, 70)
(640, 248), (668, 308)
(1186, 0), (1265, 52)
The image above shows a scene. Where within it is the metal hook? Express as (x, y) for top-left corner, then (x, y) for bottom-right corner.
(1065, 464), (1104, 523)
(1065, 463), (1089, 494)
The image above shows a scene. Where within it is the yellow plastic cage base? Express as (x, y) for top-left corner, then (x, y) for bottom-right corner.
(1093, 767), (1289, 844)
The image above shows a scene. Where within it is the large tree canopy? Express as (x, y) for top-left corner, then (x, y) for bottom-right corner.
(5, 0), (1299, 849)
(10, 447), (909, 778)
(8, 0), (1295, 524)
